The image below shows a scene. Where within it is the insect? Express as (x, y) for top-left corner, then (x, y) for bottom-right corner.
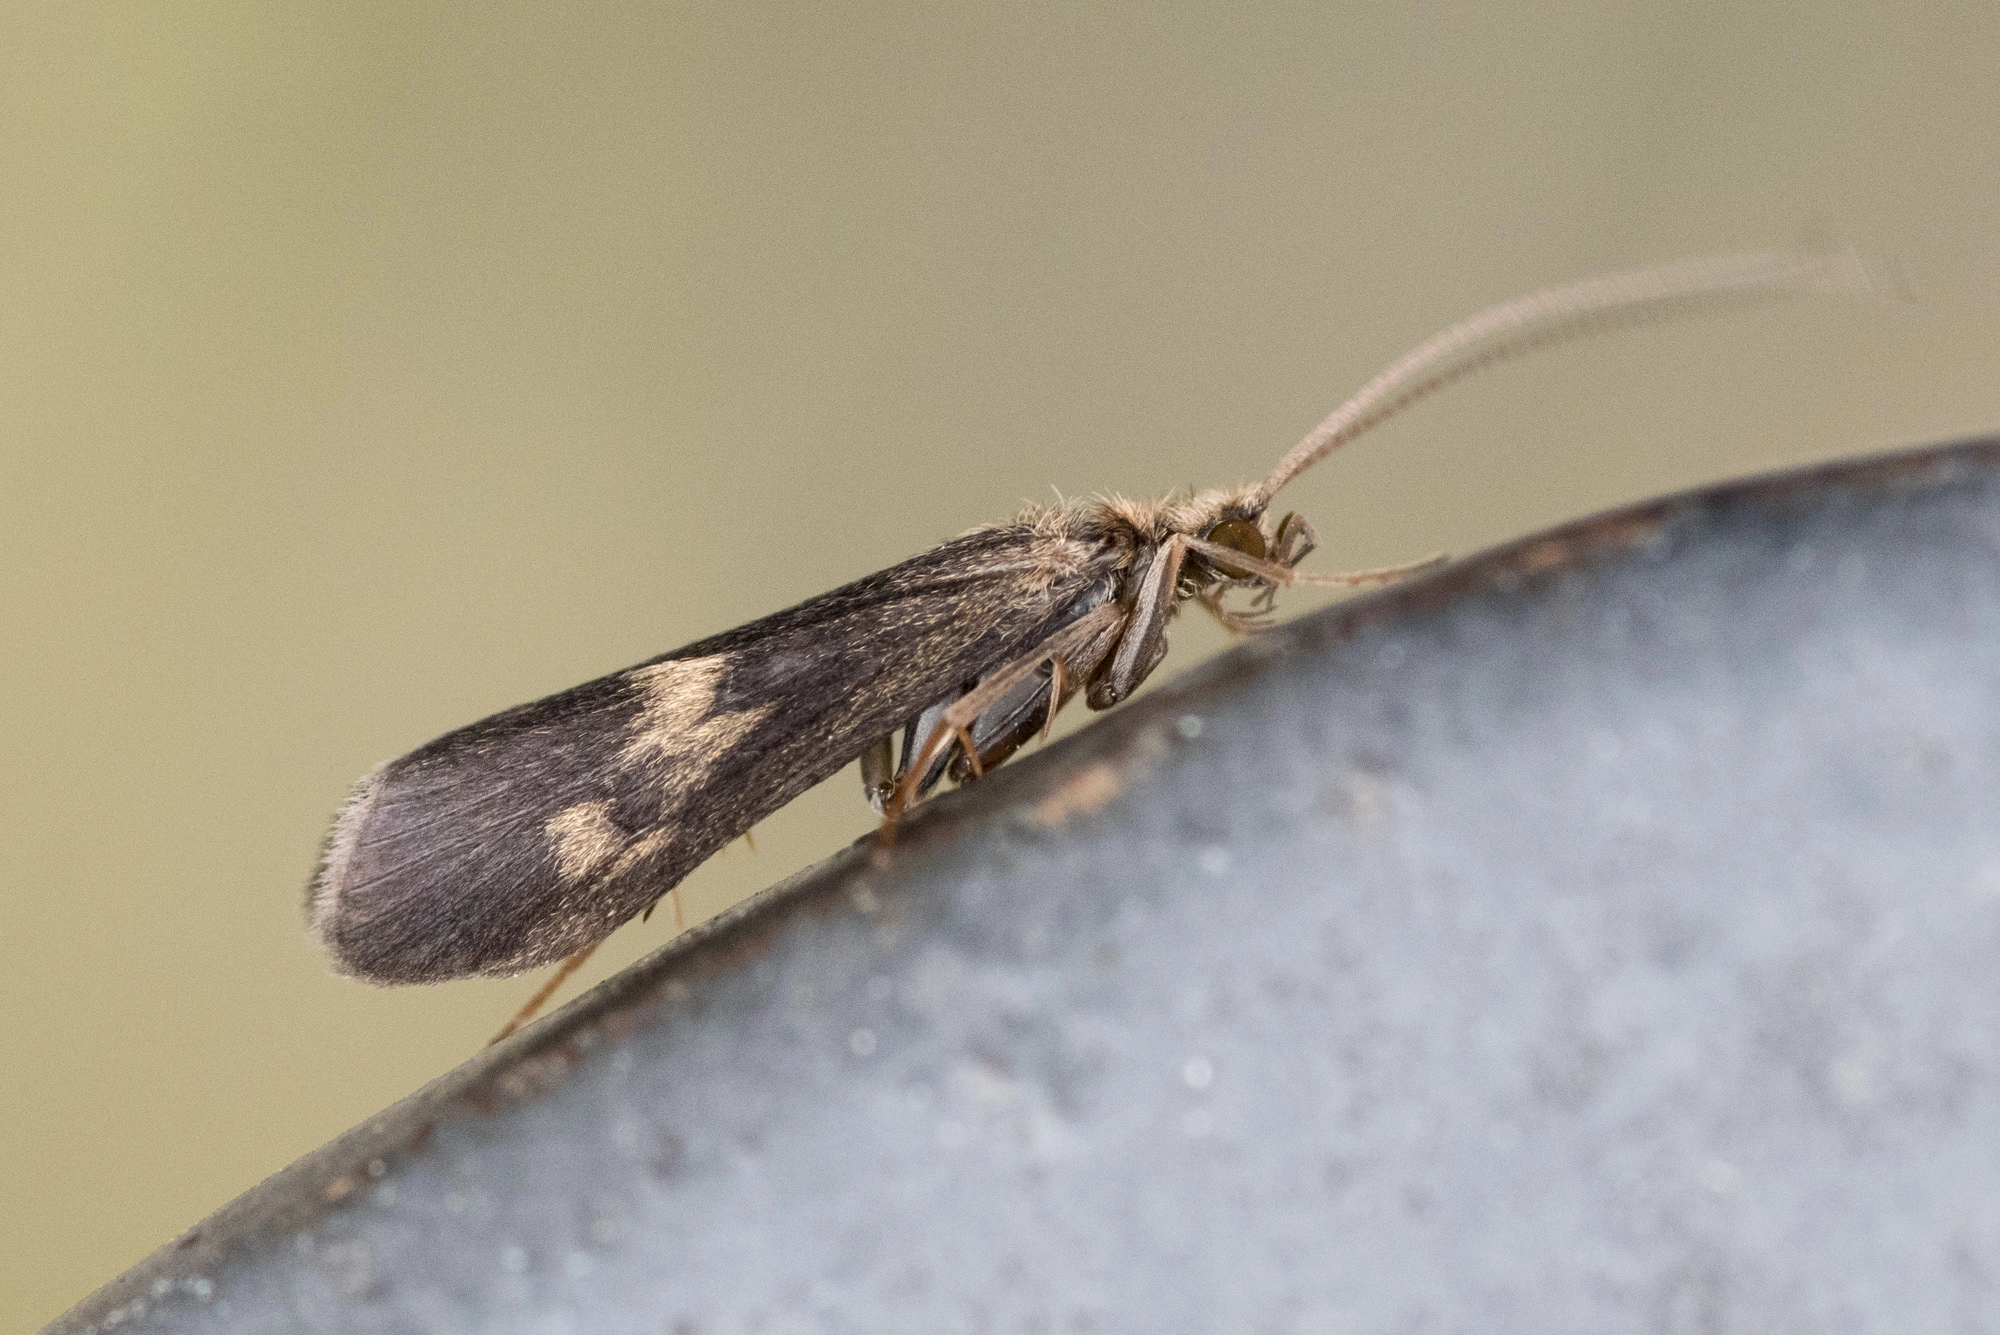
(308, 249), (1870, 1026)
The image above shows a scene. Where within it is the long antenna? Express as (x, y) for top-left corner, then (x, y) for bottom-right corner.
(1252, 248), (1878, 507)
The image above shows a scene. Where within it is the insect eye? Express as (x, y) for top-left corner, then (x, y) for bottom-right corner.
(1204, 518), (1266, 574)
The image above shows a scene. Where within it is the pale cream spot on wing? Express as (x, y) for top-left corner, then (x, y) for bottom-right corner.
(545, 799), (626, 882)
(622, 657), (727, 762)
(611, 656), (778, 874)
(622, 657), (777, 786)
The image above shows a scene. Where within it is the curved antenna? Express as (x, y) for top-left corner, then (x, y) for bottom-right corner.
(1252, 248), (1879, 507)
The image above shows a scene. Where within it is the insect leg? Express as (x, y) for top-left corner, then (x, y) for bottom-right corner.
(642, 885), (689, 928)
(862, 733), (903, 814)
(881, 600), (1128, 828)
(1271, 511), (1318, 567)
(948, 672), (1050, 782)
(949, 606), (1124, 781)
(1196, 586), (1273, 635)
(1184, 534), (1445, 590)
(889, 686), (997, 812)
(489, 938), (603, 1046)
(1246, 517), (1307, 614)
(1088, 536), (1187, 709)
(898, 699), (954, 797)
(1041, 655), (1068, 740)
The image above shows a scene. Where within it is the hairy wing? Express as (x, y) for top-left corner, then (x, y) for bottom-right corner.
(309, 523), (1122, 983)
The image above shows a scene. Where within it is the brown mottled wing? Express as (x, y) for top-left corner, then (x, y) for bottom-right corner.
(308, 523), (1123, 983)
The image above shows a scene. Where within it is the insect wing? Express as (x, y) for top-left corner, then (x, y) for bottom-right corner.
(309, 525), (1120, 984)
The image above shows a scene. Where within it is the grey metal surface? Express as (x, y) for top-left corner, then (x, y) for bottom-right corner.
(56, 438), (2000, 1334)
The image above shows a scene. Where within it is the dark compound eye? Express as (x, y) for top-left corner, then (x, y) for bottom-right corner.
(1204, 518), (1266, 576)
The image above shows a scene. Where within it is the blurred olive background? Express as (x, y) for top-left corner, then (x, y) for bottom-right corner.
(6, 3), (1997, 1325)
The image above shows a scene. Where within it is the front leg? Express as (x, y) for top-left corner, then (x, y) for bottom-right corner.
(1263, 511), (1315, 570)
(1253, 513), (1318, 613)
(1086, 536), (1187, 709)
